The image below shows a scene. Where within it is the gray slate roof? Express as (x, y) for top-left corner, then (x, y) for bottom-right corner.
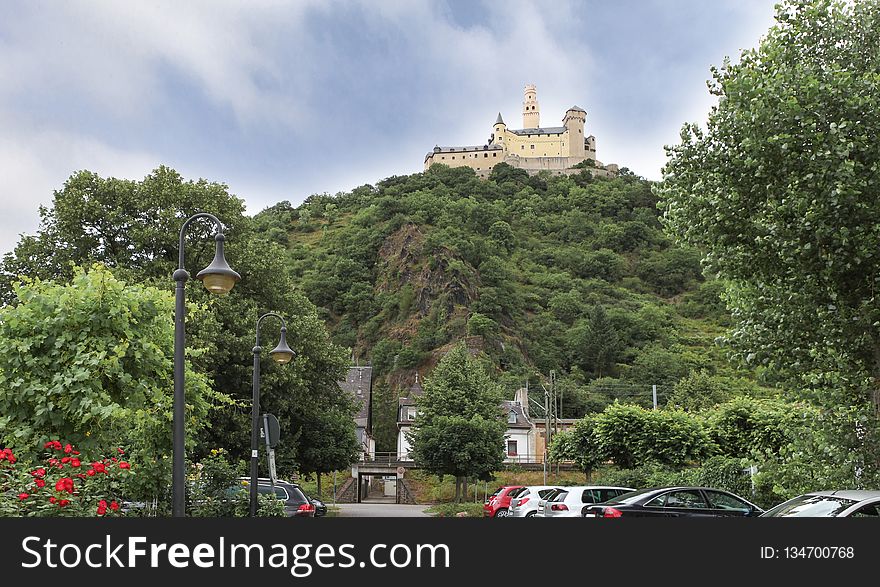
(338, 366), (372, 430)
(501, 400), (532, 429)
(511, 127), (567, 136)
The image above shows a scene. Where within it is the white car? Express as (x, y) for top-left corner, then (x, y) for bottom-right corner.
(510, 486), (564, 518)
(536, 486), (635, 518)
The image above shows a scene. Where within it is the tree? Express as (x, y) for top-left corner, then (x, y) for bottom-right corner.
(549, 414), (605, 481)
(0, 265), (216, 504)
(295, 407), (361, 498)
(656, 0), (880, 480)
(409, 343), (505, 501)
(0, 167), (352, 475)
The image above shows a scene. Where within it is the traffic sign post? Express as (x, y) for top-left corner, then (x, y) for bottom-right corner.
(262, 413), (279, 486)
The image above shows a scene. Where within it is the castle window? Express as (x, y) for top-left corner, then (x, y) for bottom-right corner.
(452, 156), (455, 159)
(493, 153), (497, 157)
(441, 156), (445, 160)
(531, 145), (535, 149)
(484, 153), (488, 158)
(521, 145), (524, 150)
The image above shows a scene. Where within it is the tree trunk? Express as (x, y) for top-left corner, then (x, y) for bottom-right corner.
(584, 469), (592, 483)
(454, 476), (462, 503)
(316, 472), (322, 499)
(463, 478), (469, 502)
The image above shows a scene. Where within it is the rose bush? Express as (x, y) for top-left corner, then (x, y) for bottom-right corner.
(1, 441), (133, 517)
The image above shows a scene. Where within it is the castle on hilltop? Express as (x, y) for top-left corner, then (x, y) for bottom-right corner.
(424, 84), (618, 178)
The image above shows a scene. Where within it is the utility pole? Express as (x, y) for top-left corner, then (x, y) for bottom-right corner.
(543, 383), (549, 485)
(652, 384), (658, 410)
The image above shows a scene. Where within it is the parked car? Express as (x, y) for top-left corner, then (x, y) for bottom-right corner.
(310, 496), (328, 517)
(584, 487), (764, 518)
(760, 490), (880, 517)
(236, 477), (316, 517)
(537, 486), (635, 518)
(510, 486), (565, 518)
(483, 485), (525, 518)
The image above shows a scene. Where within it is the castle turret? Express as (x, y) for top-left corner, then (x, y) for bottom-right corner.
(563, 105), (586, 158)
(493, 112), (506, 146)
(523, 84), (540, 128)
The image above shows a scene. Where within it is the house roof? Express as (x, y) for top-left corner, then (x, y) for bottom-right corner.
(501, 400), (532, 429)
(338, 366), (372, 427)
(510, 126), (567, 136)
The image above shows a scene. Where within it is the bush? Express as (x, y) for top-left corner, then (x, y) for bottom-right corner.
(1, 440), (135, 517)
(425, 502), (485, 517)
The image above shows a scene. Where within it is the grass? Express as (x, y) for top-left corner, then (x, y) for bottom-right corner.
(424, 503), (485, 517)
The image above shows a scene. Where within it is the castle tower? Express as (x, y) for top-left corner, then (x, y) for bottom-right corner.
(523, 84), (540, 128)
(563, 106), (587, 158)
(493, 112), (506, 146)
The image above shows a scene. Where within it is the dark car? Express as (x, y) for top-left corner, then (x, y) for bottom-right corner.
(760, 490), (880, 517)
(310, 496), (328, 517)
(583, 486), (764, 518)
(237, 477), (316, 517)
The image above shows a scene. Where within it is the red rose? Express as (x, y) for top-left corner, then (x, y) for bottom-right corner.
(97, 506), (107, 516)
(111, 457), (118, 462)
(58, 499), (70, 507)
(72, 450), (80, 455)
(35, 479), (46, 488)
(70, 458), (81, 468)
(86, 469), (96, 477)
(49, 497), (57, 504)
(117, 448), (125, 455)
(119, 462), (131, 470)
(44, 441), (54, 449)
(55, 478), (74, 493)
(18, 493), (29, 501)
(92, 462), (106, 473)
(110, 501), (119, 511)
(61, 457), (71, 464)
(63, 444), (72, 454)
(32, 468), (46, 477)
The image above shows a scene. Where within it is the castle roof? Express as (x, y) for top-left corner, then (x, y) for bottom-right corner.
(495, 112), (505, 125)
(426, 143), (503, 159)
(511, 126), (567, 136)
(567, 105), (586, 113)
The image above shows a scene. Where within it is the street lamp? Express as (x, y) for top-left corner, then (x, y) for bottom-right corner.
(250, 312), (295, 517)
(173, 213), (240, 517)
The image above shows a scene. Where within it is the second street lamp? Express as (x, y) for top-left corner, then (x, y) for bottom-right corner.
(250, 312), (295, 517)
(173, 212), (240, 518)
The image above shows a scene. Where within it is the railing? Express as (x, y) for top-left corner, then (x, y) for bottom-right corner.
(358, 452), (575, 466)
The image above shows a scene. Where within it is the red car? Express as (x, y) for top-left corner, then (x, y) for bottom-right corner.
(483, 485), (525, 518)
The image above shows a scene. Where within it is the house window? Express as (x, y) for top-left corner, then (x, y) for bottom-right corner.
(507, 440), (518, 456)
(407, 408), (416, 421)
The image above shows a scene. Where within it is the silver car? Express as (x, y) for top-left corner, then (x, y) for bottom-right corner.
(760, 490), (880, 517)
(510, 486), (564, 518)
(537, 486), (635, 518)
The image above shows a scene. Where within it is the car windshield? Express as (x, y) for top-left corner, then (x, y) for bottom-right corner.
(762, 495), (857, 517)
(604, 488), (664, 505)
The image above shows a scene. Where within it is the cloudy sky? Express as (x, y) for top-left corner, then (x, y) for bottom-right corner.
(0, 0), (778, 255)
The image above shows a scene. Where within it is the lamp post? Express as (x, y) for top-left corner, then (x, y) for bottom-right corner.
(250, 312), (295, 517)
(173, 213), (241, 517)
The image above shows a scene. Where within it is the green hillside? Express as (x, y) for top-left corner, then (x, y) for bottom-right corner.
(253, 163), (767, 451)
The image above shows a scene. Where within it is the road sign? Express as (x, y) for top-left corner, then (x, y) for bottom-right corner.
(260, 413), (281, 448)
(267, 448), (278, 485)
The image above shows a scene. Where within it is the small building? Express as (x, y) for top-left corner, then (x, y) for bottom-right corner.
(396, 375), (422, 461)
(338, 366), (375, 460)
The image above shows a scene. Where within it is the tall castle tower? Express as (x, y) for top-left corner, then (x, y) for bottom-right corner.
(522, 84), (540, 128)
(563, 106), (586, 158)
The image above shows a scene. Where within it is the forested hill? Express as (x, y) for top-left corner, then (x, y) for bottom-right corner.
(253, 162), (763, 449)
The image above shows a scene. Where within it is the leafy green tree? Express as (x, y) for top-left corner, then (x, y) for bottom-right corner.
(595, 402), (711, 468)
(549, 414), (605, 481)
(668, 370), (732, 411)
(566, 305), (621, 377)
(409, 343), (505, 501)
(295, 407), (361, 498)
(656, 0), (880, 480)
(0, 265), (216, 504)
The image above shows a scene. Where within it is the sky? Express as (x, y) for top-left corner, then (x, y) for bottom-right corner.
(0, 0), (778, 255)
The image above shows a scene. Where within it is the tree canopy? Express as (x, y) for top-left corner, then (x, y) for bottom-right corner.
(656, 0), (880, 482)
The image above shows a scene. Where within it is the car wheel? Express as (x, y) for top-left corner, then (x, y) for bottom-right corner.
(495, 508), (509, 518)
(525, 511), (537, 518)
